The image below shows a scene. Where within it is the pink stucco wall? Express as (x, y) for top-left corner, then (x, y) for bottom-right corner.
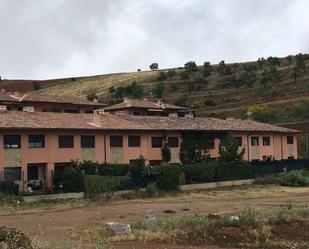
(0, 130), (298, 190)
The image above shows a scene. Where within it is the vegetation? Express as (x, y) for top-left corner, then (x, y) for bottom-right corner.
(278, 170), (309, 187)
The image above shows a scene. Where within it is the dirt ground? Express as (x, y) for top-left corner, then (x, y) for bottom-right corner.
(0, 185), (308, 249)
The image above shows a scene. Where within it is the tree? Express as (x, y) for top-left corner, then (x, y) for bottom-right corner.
(295, 53), (306, 71)
(260, 70), (272, 86)
(154, 83), (164, 98)
(174, 95), (187, 107)
(180, 71), (190, 80)
(240, 71), (256, 88)
(167, 69), (176, 79)
(86, 89), (97, 101)
(257, 57), (266, 68)
(267, 56), (280, 67)
(149, 63), (159, 70)
(32, 82), (41, 91)
(161, 136), (171, 163)
(218, 134), (245, 162)
(291, 66), (301, 83)
(157, 72), (167, 81)
(286, 55), (293, 65)
(184, 61), (197, 72)
(171, 82), (179, 91)
(203, 62), (212, 77)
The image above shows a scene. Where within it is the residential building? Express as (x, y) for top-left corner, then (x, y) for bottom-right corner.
(102, 97), (190, 116)
(0, 90), (104, 113)
(0, 110), (299, 190)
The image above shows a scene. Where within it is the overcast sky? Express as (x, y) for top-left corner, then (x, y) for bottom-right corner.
(1, 0), (308, 80)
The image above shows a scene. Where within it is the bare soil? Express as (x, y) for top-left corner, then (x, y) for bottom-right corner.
(0, 185), (308, 249)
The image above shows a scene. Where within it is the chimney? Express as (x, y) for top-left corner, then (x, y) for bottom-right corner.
(23, 106), (34, 112)
(124, 97), (129, 103)
(93, 109), (104, 126)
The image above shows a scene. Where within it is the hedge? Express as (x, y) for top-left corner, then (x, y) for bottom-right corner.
(217, 161), (251, 181)
(182, 162), (217, 183)
(84, 175), (130, 198)
(97, 163), (129, 176)
(0, 181), (19, 195)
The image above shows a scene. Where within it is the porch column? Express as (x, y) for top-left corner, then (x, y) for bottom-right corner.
(46, 162), (55, 188)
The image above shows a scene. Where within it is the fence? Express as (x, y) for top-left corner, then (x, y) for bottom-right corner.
(250, 159), (309, 177)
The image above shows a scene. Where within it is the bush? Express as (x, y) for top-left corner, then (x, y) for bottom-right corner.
(54, 168), (84, 193)
(145, 182), (159, 197)
(84, 175), (129, 198)
(216, 161), (251, 181)
(204, 99), (217, 106)
(278, 170), (309, 187)
(182, 162), (217, 183)
(144, 165), (181, 191)
(77, 160), (98, 175)
(97, 163), (129, 176)
(129, 156), (146, 179)
(0, 181), (19, 195)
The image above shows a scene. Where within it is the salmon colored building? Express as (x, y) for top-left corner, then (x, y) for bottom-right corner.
(0, 90), (104, 113)
(0, 110), (299, 190)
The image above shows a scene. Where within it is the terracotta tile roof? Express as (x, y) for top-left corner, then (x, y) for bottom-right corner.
(103, 98), (187, 111)
(0, 111), (299, 133)
(0, 91), (103, 106)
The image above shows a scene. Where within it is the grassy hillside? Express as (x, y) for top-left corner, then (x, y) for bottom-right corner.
(32, 54), (309, 124)
(1, 54), (309, 125)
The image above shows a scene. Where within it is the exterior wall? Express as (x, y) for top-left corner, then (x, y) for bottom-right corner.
(0, 130), (298, 190)
(1, 102), (99, 113)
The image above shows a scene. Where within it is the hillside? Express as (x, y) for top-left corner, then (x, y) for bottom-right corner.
(1, 54), (309, 125)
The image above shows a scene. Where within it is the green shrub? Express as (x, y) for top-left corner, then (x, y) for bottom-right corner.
(278, 170), (309, 187)
(129, 156), (146, 179)
(0, 181), (19, 195)
(97, 163), (129, 176)
(182, 162), (217, 183)
(145, 182), (159, 197)
(54, 168), (84, 193)
(216, 161), (251, 181)
(77, 160), (98, 175)
(145, 165), (181, 191)
(161, 144), (171, 163)
(84, 175), (129, 198)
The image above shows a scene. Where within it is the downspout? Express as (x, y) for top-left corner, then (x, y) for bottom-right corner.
(247, 135), (250, 161)
(103, 134), (107, 163)
(280, 135), (283, 160)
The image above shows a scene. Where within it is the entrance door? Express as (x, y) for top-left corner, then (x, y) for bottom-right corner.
(28, 165), (39, 181)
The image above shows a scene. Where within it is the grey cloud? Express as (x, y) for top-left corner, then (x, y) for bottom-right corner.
(0, 0), (308, 79)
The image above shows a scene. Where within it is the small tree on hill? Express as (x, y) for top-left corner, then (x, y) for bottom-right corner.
(184, 61), (197, 73)
(157, 72), (167, 81)
(167, 69), (176, 79)
(149, 63), (159, 70)
(180, 71), (190, 80)
(291, 66), (301, 83)
(154, 83), (164, 98)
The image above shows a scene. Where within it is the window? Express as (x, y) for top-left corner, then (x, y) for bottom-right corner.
(28, 135), (45, 148)
(81, 135), (95, 148)
(64, 109), (79, 113)
(234, 137), (242, 146)
(58, 135), (74, 148)
(251, 137), (259, 146)
(287, 136), (294, 145)
(110, 136), (123, 147)
(133, 111), (141, 116)
(168, 137), (179, 148)
(85, 110), (93, 114)
(262, 137), (270, 146)
(128, 136), (141, 147)
(3, 135), (21, 149)
(4, 167), (21, 181)
(206, 138), (215, 149)
(152, 137), (163, 148)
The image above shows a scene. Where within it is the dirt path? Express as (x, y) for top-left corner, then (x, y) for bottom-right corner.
(1, 186), (308, 249)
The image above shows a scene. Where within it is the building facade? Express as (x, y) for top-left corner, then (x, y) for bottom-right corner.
(0, 110), (299, 190)
(0, 90), (104, 113)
